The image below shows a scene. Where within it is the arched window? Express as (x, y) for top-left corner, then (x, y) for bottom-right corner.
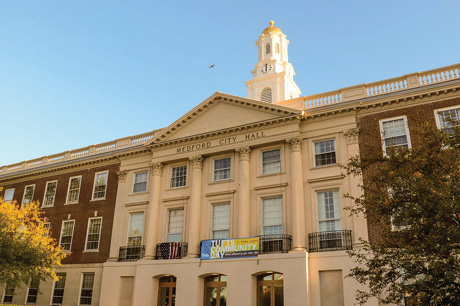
(265, 43), (271, 54)
(158, 276), (176, 306)
(261, 88), (272, 103)
(204, 274), (227, 306)
(275, 43), (280, 54)
(257, 273), (283, 306)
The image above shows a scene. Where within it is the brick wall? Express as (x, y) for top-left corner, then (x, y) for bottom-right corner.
(0, 162), (120, 264)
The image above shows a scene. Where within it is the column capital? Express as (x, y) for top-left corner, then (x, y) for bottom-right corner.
(116, 170), (128, 183)
(149, 161), (163, 176)
(236, 146), (251, 161)
(287, 137), (302, 152)
(344, 128), (359, 144)
(189, 155), (204, 169)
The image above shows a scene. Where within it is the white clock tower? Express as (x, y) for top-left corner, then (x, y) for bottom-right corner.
(245, 21), (301, 103)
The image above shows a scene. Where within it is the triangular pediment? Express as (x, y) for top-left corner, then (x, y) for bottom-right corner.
(148, 92), (301, 145)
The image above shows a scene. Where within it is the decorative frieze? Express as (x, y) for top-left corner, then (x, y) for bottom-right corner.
(116, 170), (128, 183)
(236, 146), (252, 161)
(344, 128), (359, 144)
(189, 155), (204, 169)
(149, 161), (164, 176)
(287, 137), (302, 152)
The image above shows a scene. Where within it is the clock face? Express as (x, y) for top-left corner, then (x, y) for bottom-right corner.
(261, 63), (273, 74)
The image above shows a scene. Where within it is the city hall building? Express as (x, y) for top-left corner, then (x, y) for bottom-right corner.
(1, 21), (460, 306)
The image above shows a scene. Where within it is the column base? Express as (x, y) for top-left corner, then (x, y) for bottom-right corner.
(289, 247), (307, 253)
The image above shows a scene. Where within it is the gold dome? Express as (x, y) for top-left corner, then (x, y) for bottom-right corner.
(262, 20), (283, 35)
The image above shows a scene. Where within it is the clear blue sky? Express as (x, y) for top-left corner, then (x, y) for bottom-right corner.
(1, 1), (459, 166)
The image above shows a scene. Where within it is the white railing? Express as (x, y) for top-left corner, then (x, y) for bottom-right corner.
(0, 130), (158, 176)
(301, 63), (460, 110)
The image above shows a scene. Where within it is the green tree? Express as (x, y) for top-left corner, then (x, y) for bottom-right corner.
(0, 195), (66, 289)
(344, 118), (460, 305)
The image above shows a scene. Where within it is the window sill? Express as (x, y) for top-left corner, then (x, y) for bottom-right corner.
(210, 179), (233, 185)
(129, 191), (149, 196)
(311, 163), (338, 170)
(90, 198), (106, 202)
(257, 171), (285, 178)
(83, 249), (100, 253)
(168, 186), (188, 191)
(42, 205), (54, 208)
(65, 202), (78, 205)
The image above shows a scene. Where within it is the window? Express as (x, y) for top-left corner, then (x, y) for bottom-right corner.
(128, 212), (144, 246)
(262, 149), (281, 174)
(262, 197), (283, 235)
(261, 88), (272, 103)
(257, 272), (283, 306)
(167, 208), (184, 242)
(92, 171), (108, 200)
(212, 203), (230, 239)
(380, 117), (411, 153)
(52, 272), (66, 305)
(79, 273), (95, 305)
(171, 165), (187, 188)
(26, 278), (40, 304)
(85, 218), (102, 251)
(314, 140), (337, 166)
(2, 286), (14, 303)
(66, 176), (82, 203)
(59, 220), (75, 252)
(3, 188), (14, 203)
(43, 181), (58, 207)
(133, 171), (148, 193)
(265, 43), (270, 54)
(22, 185), (35, 206)
(204, 274), (227, 306)
(317, 190), (341, 232)
(214, 158), (231, 181)
(158, 276), (176, 306)
(435, 106), (460, 133)
(43, 222), (50, 236)
(275, 43), (280, 54)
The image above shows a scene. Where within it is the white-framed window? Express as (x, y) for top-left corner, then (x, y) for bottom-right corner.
(212, 203), (230, 239)
(434, 105), (460, 133)
(3, 188), (14, 203)
(22, 184), (35, 206)
(171, 165), (187, 188)
(43, 180), (58, 207)
(265, 43), (271, 54)
(2, 286), (14, 303)
(52, 272), (66, 305)
(133, 171), (148, 193)
(59, 220), (75, 252)
(85, 217), (102, 251)
(262, 149), (281, 174)
(127, 212), (144, 246)
(43, 222), (50, 236)
(214, 157), (231, 182)
(66, 176), (82, 204)
(314, 139), (337, 166)
(92, 171), (108, 200)
(275, 42), (280, 54)
(379, 116), (411, 154)
(26, 278), (40, 304)
(262, 197), (283, 235)
(79, 273), (95, 305)
(167, 208), (184, 242)
(317, 190), (342, 232)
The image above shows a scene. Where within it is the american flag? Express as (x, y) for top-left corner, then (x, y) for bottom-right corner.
(160, 242), (182, 259)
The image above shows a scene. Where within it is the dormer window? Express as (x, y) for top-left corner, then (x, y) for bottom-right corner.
(275, 43), (280, 54)
(265, 43), (271, 54)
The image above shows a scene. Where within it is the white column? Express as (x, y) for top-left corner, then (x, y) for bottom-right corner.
(287, 137), (306, 251)
(108, 170), (128, 261)
(186, 155), (203, 257)
(236, 146), (251, 238)
(143, 161), (163, 259)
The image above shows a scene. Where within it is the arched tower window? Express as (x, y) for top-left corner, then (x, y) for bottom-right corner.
(261, 88), (272, 103)
(265, 43), (271, 54)
(275, 43), (280, 54)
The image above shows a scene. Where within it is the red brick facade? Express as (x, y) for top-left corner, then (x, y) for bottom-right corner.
(0, 162), (119, 264)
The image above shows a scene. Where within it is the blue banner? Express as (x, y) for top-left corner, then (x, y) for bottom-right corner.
(201, 237), (259, 260)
